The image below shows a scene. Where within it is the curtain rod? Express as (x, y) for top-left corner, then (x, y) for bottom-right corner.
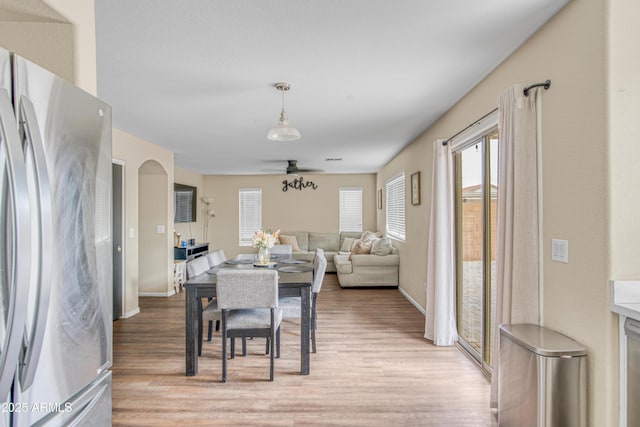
(442, 79), (551, 146)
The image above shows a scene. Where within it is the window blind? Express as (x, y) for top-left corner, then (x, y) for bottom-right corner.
(339, 187), (363, 233)
(239, 188), (262, 246)
(385, 173), (405, 240)
(174, 190), (193, 223)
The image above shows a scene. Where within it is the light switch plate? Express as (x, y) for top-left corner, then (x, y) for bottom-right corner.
(156, 225), (165, 234)
(551, 239), (569, 263)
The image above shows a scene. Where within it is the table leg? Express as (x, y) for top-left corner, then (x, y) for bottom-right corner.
(300, 286), (310, 375)
(185, 287), (198, 376)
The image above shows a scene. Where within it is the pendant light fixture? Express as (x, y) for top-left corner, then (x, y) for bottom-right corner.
(267, 82), (301, 141)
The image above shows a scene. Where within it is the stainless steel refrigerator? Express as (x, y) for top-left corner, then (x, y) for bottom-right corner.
(0, 47), (112, 426)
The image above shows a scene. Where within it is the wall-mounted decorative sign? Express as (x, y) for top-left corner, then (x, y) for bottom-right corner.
(411, 171), (421, 205)
(282, 177), (318, 192)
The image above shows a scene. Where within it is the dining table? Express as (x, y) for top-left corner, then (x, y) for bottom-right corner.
(184, 254), (313, 376)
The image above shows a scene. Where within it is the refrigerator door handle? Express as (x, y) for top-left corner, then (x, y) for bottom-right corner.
(0, 88), (31, 401)
(17, 96), (52, 390)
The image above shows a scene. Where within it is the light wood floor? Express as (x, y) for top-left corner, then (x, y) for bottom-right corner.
(112, 274), (497, 426)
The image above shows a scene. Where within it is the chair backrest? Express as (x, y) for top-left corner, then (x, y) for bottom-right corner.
(270, 244), (292, 255)
(312, 249), (327, 294)
(206, 249), (227, 268)
(186, 256), (210, 279)
(216, 269), (279, 310)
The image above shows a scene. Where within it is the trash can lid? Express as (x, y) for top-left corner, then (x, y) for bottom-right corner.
(499, 323), (587, 357)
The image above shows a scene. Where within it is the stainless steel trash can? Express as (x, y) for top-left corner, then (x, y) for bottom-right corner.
(498, 324), (587, 427)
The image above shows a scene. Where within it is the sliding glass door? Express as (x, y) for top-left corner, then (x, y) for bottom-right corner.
(454, 129), (498, 373)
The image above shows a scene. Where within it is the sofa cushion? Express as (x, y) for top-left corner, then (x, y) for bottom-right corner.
(340, 237), (355, 252)
(278, 235), (301, 252)
(371, 237), (393, 256)
(349, 240), (372, 260)
(280, 231), (309, 251)
(309, 232), (340, 252)
(334, 254), (353, 274)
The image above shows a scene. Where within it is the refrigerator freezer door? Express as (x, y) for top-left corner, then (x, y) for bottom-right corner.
(22, 371), (111, 427)
(12, 54), (112, 426)
(0, 48), (32, 403)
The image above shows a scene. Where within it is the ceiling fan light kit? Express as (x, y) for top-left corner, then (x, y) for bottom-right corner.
(267, 82), (301, 141)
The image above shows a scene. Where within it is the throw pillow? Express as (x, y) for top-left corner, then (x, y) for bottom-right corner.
(371, 237), (393, 256)
(361, 230), (382, 242)
(349, 240), (372, 260)
(340, 237), (354, 252)
(278, 234), (300, 252)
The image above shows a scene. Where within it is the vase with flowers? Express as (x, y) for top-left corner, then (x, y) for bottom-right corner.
(252, 228), (280, 264)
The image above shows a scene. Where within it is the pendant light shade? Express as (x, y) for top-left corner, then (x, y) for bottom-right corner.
(267, 82), (301, 141)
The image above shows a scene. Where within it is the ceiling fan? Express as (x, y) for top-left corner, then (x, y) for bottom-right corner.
(285, 160), (324, 175)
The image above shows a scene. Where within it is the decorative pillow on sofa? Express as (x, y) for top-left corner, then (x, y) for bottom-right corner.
(340, 237), (354, 252)
(361, 230), (382, 242)
(278, 234), (301, 252)
(349, 240), (372, 260)
(371, 237), (393, 256)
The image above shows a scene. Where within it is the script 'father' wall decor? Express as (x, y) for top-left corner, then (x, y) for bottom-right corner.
(282, 177), (318, 192)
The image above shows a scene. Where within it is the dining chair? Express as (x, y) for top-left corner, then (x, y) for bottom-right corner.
(203, 250), (227, 342)
(270, 244), (292, 255)
(216, 269), (282, 382)
(279, 248), (327, 353)
(206, 249), (227, 268)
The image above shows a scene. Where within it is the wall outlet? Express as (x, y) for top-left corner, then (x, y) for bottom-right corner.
(129, 228), (135, 238)
(156, 225), (165, 234)
(551, 239), (569, 263)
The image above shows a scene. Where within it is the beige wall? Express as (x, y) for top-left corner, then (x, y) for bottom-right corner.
(112, 129), (174, 316)
(0, 0), (96, 94)
(139, 161), (170, 295)
(379, 0), (616, 424)
(204, 174), (377, 258)
(609, 0), (640, 279)
(174, 166), (206, 245)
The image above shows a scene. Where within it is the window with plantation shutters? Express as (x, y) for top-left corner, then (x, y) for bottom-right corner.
(339, 187), (363, 233)
(239, 188), (262, 246)
(385, 173), (405, 240)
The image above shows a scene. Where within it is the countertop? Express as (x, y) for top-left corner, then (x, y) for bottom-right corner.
(611, 280), (640, 321)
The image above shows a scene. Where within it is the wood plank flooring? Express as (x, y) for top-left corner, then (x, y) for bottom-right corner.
(112, 274), (497, 426)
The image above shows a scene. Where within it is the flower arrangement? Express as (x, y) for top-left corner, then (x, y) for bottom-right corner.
(252, 228), (280, 249)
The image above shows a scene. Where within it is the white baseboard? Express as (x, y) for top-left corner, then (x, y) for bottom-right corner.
(399, 287), (426, 316)
(122, 307), (140, 318)
(139, 289), (176, 297)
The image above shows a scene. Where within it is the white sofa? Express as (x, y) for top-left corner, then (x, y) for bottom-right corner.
(277, 230), (400, 287)
(277, 231), (362, 272)
(333, 248), (399, 288)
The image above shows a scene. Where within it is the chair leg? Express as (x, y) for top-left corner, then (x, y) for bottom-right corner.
(269, 330), (275, 381)
(311, 304), (317, 353)
(242, 337), (247, 356)
(276, 327), (281, 358)
(197, 299), (203, 356)
(221, 314), (227, 383)
(230, 337), (235, 359)
(207, 320), (213, 342)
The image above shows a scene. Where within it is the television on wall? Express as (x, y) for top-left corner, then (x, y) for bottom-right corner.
(174, 183), (197, 223)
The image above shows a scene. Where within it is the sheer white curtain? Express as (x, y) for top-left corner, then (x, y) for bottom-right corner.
(424, 139), (458, 346)
(489, 84), (541, 408)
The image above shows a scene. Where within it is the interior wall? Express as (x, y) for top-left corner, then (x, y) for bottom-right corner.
(608, 0), (640, 279)
(139, 161), (170, 295)
(112, 128), (174, 316)
(173, 166), (206, 246)
(203, 173), (376, 258)
(378, 0), (614, 424)
(43, 0), (97, 94)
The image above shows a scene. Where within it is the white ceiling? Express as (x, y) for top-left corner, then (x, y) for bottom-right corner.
(95, 0), (568, 175)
